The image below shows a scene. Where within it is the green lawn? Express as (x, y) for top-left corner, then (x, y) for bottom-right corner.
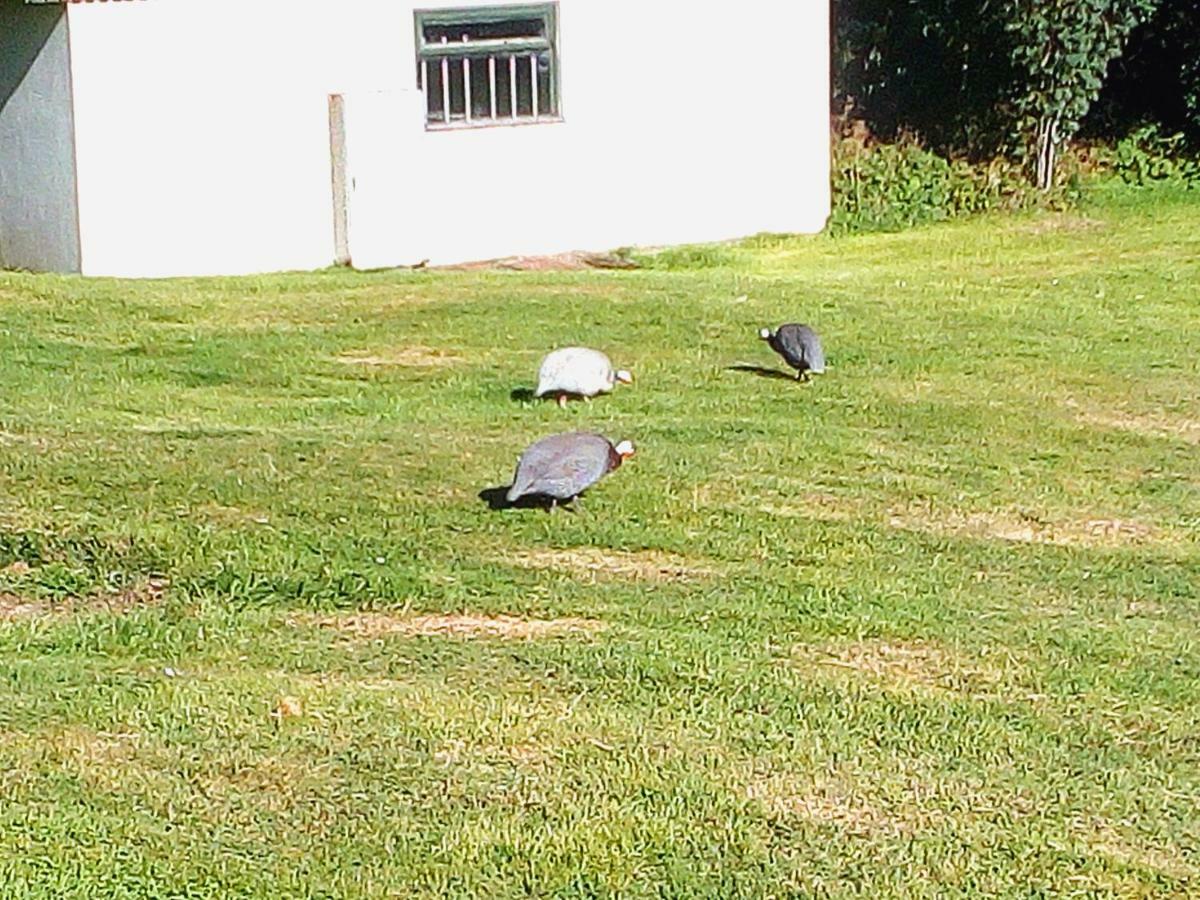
(1, 185), (1197, 897)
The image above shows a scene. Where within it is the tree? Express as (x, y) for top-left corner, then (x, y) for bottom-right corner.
(1004, 0), (1158, 189)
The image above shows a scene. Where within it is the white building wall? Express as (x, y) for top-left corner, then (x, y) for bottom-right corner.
(65, 0), (829, 277)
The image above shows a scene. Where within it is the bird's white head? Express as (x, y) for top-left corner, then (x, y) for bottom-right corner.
(614, 439), (635, 458)
(615, 369), (633, 385)
(758, 327), (772, 340)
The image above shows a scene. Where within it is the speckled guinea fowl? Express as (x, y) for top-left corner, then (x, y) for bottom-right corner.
(506, 432), (635, 505)
(759, 323), (826, 379)
(534, 347), (632, 407)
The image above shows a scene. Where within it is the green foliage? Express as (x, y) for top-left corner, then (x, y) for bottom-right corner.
(1006, 0), (1157, 187)
(835, 0), (1187, 188)
(1108, 124), (1200, 186)
(829, 135), (1045, 234)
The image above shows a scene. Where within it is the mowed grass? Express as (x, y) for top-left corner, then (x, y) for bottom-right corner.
(1, 185), (1198, 897)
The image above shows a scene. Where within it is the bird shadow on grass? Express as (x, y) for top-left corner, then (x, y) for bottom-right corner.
(509, 388), (537, 402)
(725, 364), (798, 381)
(478, 486), (565, 511)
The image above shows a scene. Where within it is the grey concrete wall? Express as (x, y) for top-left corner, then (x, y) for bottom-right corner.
(0, 0), (80, 272)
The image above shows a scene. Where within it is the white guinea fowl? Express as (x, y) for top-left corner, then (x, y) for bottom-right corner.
(534, 347), (632, 408)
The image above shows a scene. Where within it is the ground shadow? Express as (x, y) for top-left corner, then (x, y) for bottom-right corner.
(509, 387), (537, 402)
(478, 486), (566, 511)
(725, 364), (799, 381)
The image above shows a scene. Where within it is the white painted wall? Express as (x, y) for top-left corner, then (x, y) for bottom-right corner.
(65, 0), (829, 277)
(66, 0), (373, 277)
(347, 0), (830, 268)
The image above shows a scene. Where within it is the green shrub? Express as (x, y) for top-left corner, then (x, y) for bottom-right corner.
(1108, 124), (1200, 186)
(829, 134), (1049, 235)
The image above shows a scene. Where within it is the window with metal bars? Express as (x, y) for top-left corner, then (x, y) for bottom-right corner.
(414, 4), (560, 129)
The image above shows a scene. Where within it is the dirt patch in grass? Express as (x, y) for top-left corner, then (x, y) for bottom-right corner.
(1078, 408), (1200, 445)
(333, 346), (463, 367)
(888, 505), (1156, 547)
(788, 638), (1024, 698)
(307, 611), (605, 640)
(504, 547), (715, 582)
(0, 577), (167, 622)
(0, 594), (44, 619)
(439, 250), (639, 272)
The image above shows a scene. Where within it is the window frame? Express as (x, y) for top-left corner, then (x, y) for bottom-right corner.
(413, 3), (562, 131)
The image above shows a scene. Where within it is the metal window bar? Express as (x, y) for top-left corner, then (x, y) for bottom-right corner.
(462, 44), (472, 123)
(415, 7), (558, 129)
(509, 54), (517, 119)
(530, 53), (538, 118)
(488, 56), (498, 119)
(440, 37), (450, 124)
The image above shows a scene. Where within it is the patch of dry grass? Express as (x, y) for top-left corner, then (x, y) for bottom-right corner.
(196, 503), (273, 526)
(887, 505), (1157, 547)
(758, 492), (860, 521)
(741, 757), (997, 839)
(0, 577), (167, 622)
(333, 346), (463, 367)
(0, 725), (165, 795)
(1084, 820), (1199, 881)
(1078, 408), (1200, 445)
(746, 770), (912, 836)
(303, 610), (606, 640)
(1013, 214), (1105, 236)
(502, 547), (715, 582)
(788, 638), (1026, 699)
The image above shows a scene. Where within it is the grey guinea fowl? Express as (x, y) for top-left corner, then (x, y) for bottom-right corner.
(505, 432), (635, 506)
(759, 323), (826, 380)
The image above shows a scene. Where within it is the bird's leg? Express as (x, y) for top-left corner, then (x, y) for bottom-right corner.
(549, 498), (558, 514)
(795, 369), (804, 381)
(557, 393), (568, 409)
